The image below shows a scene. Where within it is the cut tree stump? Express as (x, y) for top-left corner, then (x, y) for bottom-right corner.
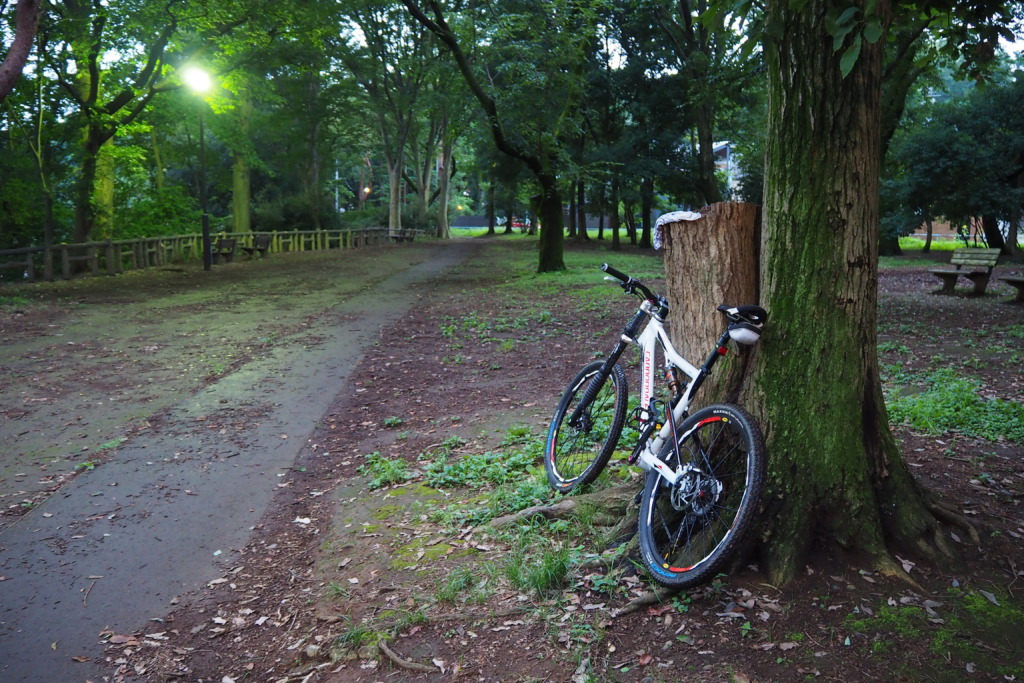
(660, 202), (761, 403)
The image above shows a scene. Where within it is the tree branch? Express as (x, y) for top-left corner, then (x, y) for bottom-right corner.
(0, 0), (41, 103)
(400, 0), (542, 176)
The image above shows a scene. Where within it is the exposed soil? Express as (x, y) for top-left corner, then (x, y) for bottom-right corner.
(3, 239), (1024, 682)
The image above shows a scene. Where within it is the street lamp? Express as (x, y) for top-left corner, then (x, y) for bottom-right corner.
(183, 66), (213, 271)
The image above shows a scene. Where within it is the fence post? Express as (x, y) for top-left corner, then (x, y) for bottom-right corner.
(105, 241), (116, 275)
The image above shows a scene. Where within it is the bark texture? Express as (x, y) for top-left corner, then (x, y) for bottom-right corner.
(662, 202), (760, 404)
(741, 0), (948, 584)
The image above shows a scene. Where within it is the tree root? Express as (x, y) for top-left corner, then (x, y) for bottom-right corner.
(489, 498), (580, 528)
(924, 496), (982, 545)
(610, 585), (678, 617)
(423, 605), (531, 624)
(488, 484), (638, 529)
(378, 639), (438, 673)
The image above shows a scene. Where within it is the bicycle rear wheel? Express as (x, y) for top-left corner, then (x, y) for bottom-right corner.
(638, 403), (765, 589)
(545, 361), (628, 492)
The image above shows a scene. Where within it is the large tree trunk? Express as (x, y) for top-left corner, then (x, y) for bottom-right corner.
(73, 125), (106, 244)
(537, 172), (565, 272)
(662, 203), (760, 405)
(0, 0), (40, 104)
(742, 0), (951, 585)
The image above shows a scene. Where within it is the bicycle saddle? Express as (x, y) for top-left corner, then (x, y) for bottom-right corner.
(717, 305), (768, 345)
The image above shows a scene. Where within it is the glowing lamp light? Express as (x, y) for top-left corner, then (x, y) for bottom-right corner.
(182, 66), (212, 93)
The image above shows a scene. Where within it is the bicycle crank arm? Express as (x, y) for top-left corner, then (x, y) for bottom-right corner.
(637, 407), (710, 486)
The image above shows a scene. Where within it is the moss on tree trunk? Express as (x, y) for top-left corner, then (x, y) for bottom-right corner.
(744, 0), (953, 585)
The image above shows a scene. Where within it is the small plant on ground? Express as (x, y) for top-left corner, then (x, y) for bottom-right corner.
(436, 566), (479, 604)
(358, 452), (413, 489)
(886, 368), (1024, 441)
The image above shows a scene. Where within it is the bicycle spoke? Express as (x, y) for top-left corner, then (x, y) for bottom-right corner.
(640, 405), (766, 588)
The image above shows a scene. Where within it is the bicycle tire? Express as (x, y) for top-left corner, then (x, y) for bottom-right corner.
(545, 361), (628, 492)
(638, 403), (765, 589)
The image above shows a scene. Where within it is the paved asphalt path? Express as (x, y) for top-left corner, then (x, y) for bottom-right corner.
(0, 241), (472, 682)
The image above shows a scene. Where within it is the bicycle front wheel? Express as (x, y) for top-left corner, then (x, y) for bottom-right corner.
(545, 361), (628, 492)
(638, 403), (765, 589)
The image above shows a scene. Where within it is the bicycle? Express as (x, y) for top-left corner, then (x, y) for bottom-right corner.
(544, 263), (768, 589)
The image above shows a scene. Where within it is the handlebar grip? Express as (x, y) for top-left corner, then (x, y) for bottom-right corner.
(600, 263), (629, 283)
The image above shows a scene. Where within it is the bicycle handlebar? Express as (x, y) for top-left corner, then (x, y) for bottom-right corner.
(600, 263), (658, 302)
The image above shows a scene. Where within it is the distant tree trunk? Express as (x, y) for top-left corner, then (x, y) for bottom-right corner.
(0, 0), (40, 104)
(734, 0), (953, 585)
(306, 77), (322, 231)
(695, 107), (722, 205)
(73, 124), (107, 244)
(879, 232), (902, 256)
(537, 172), (565, 270)
(486, 181), (496, 235)
(981, 216), (1007, 252)
(231, 95), (252, 234)
(623, 200), (637, 244)
(610, 179), (621, 251)
(577, 180), (589, 241)
(436, 133), (454, 239)
(504, 193), (515, 235)
(639, 177), (653, 248)
(151, 128), (165, 191)
(567, 180), (578, 239)
(386, 160), (403, 233)
(1008, 218), (1021, 259)
(94, 138), (115, 240)
(233, 155), (251, 234)
(923, 216), (933, 253)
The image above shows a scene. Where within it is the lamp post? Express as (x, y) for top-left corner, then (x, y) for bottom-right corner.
(182, 66), (213, 271)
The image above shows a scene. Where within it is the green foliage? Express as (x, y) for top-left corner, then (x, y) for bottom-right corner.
(884, 77), (1024, 235)
(886, 368), (1024, 441)
(358, 452), (414, 489)
(422, 429), (540, 489)
(504, 539), (573, 596)
(332, 617), (381, 651)
(435, 565), (492, 604)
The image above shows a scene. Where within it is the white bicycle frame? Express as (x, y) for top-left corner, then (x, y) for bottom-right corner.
(628, 299), (707, 485)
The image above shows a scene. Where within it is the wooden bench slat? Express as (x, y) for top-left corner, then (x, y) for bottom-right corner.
(930, 247), (1001, 296)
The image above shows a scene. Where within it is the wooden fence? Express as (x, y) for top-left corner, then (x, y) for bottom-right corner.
(0, 229), (394, 284)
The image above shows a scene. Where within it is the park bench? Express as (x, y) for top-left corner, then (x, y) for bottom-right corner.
(928, 247), (1001, 295)
(241, 234), (272, 258)
(212, 237), (237, 264)
(1001, 276), (1024, 303)
(389, 229), (419, 243)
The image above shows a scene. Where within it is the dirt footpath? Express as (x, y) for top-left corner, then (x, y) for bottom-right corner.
(0, 240), (476, 682)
